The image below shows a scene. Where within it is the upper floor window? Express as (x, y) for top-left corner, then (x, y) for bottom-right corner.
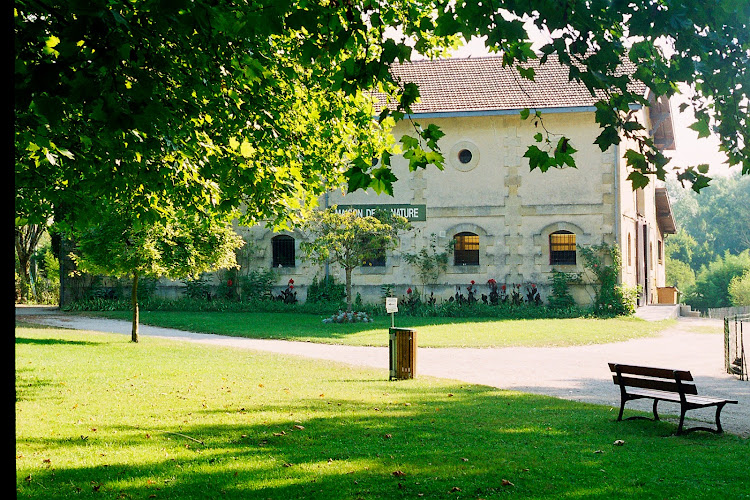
(658, 240), (663, 263)
(549, 231), (576, 265)
(272, 235), (295, 268)
(454, 232), (479, 266)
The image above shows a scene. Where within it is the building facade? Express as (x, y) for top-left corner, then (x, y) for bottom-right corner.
(239, 56), (677, 307)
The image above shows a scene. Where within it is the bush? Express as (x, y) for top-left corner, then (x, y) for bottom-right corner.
(182, 274), (212, 300)
(240, 268), (277, 301)
(547, 271), (577, 310)
(579, 243), (635, 317)
(728, 270), (750, 306)
(306, 275), (345, 304)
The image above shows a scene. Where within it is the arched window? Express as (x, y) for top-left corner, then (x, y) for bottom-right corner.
(272, 235), (295, 268)
(454, 232), (479, 266)
(549, 231), (576, 265)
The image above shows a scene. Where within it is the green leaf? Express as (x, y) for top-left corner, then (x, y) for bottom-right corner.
(626, 171), (650, 189)
(688, 119), (711, 139)
(344, 167), (371, 193)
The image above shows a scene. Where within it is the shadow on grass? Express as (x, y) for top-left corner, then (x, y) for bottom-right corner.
(17, 382), (749, 500)
(15, 336), (103, 347)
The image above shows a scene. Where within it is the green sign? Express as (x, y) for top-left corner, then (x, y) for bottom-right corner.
(333, 204), (427, 222)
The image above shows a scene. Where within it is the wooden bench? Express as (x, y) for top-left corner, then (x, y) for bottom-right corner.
(609, 363), (738, 435)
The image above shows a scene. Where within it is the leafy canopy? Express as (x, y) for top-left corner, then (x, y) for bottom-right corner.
(15, 0), (750, 234)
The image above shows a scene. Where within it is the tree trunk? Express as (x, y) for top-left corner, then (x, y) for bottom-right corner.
(131, 270), (139, 343)
(345, 267), (353, 313)
(15, 224), (46, 302)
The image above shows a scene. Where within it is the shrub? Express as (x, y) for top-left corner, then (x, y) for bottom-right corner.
(728, 270), (750, 306)
(548, 271), (577, 309)
(182, 274), (212, 300)
(240, 268), (277, 301)
(306, 275), (345, 304)
(579, 243), (634, 316)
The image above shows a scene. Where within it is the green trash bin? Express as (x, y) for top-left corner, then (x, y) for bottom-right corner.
(389, 327), (416, 380)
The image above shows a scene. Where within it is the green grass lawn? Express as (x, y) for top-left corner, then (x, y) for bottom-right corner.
(86, 311), (674, 347)
(16, 322), (748, 499)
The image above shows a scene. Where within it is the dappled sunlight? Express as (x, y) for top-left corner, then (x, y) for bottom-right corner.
(16, 325), (749, 499)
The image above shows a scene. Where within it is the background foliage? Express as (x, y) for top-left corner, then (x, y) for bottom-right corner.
(666, 174), (750, 310)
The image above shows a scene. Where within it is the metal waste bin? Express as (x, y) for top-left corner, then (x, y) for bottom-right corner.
(389, 327), (416, 380)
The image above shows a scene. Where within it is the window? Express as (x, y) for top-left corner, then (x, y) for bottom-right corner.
(272, 235), (295, 268)
(363, 248), (386, 267)
(454, 232), (479, 266)
(458, 149), (473, 164)
(658, 240), (663, 263)
(549, 231), (576, 265)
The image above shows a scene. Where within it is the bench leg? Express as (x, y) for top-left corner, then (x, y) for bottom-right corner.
(652, 399), (660, 421)
(714, 402), (727, 434)
(678, 403), (728, 435)
(677, 409), (686, 435)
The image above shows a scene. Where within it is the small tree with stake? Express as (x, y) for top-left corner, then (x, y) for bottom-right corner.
(300, 207), (410, 313)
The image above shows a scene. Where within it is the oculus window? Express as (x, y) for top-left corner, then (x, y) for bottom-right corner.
(549, 231), (576, 265)
(454, 232), (479, 266)
(272, 235), (295, 268)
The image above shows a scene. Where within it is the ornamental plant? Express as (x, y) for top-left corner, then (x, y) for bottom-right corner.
(579, 243), (635, 316)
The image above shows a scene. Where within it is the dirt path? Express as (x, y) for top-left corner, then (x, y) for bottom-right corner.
(16, 306), (749, 437)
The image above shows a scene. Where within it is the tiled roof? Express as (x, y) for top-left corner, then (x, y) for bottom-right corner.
(378, 54), (647, 114)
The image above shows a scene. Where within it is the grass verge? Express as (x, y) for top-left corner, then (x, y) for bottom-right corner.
(84, 311), (675, 347)
(16, 322), (747, 499)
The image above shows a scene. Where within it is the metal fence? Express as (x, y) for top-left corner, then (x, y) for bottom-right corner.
(724, 314), (749, 381)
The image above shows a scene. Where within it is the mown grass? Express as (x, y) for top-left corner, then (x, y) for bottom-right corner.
(85, 311), (674, 347)
(16, 322), (748, 500)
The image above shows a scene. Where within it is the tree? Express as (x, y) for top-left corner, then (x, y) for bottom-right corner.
(72, 204), (244, 342)
(15, 0), (750, 239)
(685, 251), (750, 311)
(300, 208), (410, 312)
(668, 175), (750, 272)
(15, 223), (47, 302)
(729, 270), (750, 307)
(665, 257), (696, 295)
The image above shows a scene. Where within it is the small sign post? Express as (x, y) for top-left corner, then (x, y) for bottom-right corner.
(385, 297), (398, 328)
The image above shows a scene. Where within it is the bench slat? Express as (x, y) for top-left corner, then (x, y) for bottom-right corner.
(611, 374), (699, 395)
(608, 362), (693, 381)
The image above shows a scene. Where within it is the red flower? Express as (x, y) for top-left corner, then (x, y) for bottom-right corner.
(531, 283), (536, 288)
(227, 279), (233, 286)
(289, 278), (295, 284)
(407, 288), (412, 294)
(501, 285), (506, 291)
(488, 279), (496, 285)
(470, 280), (475, 285)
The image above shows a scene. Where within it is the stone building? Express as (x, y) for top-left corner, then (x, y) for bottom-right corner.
(240, 55), (677, 307)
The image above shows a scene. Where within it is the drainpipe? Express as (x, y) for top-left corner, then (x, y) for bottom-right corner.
(614, 144), (621, 284)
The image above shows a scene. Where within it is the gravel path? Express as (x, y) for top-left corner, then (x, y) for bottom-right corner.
(16, 306), (749, 438)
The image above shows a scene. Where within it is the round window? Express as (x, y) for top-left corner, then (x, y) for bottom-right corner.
(449, 141), (480, 171)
